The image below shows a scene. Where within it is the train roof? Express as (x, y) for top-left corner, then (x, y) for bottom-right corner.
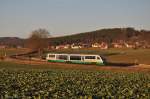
(47, 53), (101, 56)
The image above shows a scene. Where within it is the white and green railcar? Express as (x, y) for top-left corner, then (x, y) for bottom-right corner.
(46, 53), (105, 65)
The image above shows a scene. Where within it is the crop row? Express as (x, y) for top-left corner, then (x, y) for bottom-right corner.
(0, 69), (150, 99)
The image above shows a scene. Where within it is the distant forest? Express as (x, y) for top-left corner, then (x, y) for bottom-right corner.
(49, 27), (150, 45)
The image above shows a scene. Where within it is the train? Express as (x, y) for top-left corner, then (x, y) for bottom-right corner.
(46, 53), (106, 65)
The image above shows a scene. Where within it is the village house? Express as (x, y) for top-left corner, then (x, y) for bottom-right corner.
(112, 42), (124, 48)
(81, 44), (91, 48)
(55, 45), (66, 49)
(92, 43), (101, 48)
(0, 45), (7, 49)
(145, 44), (150, 49)
(92, 42), (108, 49)
(71, 43), (82, 49)
(16, 45), (23, 49)
(111, 40), (126, 48)
(121, 41), (149, 49)
(63, 44), (70, 49)
(54, 44), (71, 49)
(48, 45), (55, 50)
(124, 42), (135, 48)
(99, 42), (108, 49)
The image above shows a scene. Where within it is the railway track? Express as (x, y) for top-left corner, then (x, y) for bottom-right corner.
(8, 51), (137, 67)
(3, 51), (149, 72)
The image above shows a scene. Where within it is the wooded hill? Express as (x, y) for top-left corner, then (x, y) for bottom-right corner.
(49, 28), (150, 46)
(0, 37), (24, 47)
(0, 28), (150, 47)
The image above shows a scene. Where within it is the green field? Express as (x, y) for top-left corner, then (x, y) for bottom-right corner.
(48, 48), (150, 64)
(0, 48), (150, 98)
(0, 62), (150, 98)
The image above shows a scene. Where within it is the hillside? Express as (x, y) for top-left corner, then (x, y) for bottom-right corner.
(49, 28), (150, 46)
(0, 37), (25, 47)
(0, 28), (150, 47)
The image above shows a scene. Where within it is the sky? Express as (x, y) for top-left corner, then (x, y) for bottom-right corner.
(0, 0), (150, 38)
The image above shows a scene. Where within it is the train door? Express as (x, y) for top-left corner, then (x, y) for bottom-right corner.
(81, 56), (84, 62)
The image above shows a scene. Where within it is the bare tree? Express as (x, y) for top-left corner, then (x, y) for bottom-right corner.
(26, 28), (50, 58)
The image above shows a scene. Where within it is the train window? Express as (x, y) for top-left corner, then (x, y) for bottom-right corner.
(49, 55), (55, 58)
(57, 55), (68, 60)
(85, 56), (95, 59)
(97, 57), (100, 60)
(70, 56), (81, 60)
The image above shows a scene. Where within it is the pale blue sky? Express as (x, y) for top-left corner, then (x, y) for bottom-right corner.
(0, 0), (150, 38)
